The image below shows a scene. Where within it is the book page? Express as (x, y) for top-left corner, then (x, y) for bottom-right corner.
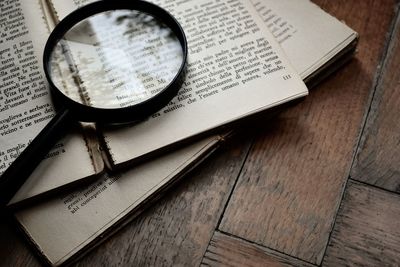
(15, 136), (220, 266)
(106, 0), (307, 166)
(251, 0), (358, 79)
(0, 0), (102, 204)
(51, 0), (307, 166)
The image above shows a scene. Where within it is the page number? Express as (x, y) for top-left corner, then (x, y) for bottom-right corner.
(283, 74), (292, 80)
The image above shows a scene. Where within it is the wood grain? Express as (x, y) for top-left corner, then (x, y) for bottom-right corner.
(202, 231), (315, 267)
(67, 134), (252, 266)
(219, 0), (397, 264)
(323, 180), (400, 266)
(350, 10), (400, 192)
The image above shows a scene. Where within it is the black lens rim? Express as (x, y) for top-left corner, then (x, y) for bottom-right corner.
(43, 0), (187, 123)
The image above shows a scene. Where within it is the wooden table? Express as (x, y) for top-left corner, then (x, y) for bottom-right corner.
(2, 0), (400, 266)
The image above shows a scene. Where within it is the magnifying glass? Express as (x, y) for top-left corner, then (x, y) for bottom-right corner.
(0, 0), (187, 206)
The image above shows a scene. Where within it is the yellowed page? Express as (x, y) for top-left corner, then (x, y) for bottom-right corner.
(0, 0), (101, 205)
(97, 0), (306, 165)
(15, 136), (220, 266)
(252, 0), (358, 79)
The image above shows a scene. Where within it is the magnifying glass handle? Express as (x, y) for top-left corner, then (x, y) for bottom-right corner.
(0, 108), (73, 207)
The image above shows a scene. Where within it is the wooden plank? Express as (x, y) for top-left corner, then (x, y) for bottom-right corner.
(66, 135), (251, 266)
(202, 231), (315, 267)
(323, 181), (400, 266)
(350, 10), (400, 192)
(219, 0), (397, 264)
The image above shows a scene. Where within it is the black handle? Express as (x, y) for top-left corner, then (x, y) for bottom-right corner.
(0, 108), (73, 207)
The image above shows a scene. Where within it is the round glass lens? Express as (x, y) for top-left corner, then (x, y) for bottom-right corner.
(48, 9), (183, 109)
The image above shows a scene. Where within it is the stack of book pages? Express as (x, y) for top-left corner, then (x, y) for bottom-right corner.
(0, 0), (357, 265)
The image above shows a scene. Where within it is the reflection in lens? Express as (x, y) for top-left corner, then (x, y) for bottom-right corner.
(49, 10), (183, 109)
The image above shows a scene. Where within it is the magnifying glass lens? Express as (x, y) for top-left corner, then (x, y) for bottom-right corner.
(48, 10), (183, 109)
(0, 1), (187, 207)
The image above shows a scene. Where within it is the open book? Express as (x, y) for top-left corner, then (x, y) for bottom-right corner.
(1, 0), (314, 205)
(4, 0), (357, 265)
